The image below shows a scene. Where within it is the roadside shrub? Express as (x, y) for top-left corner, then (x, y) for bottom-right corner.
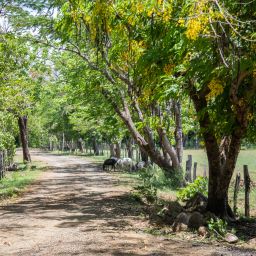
(132, 165), (184, 204)
(177, 176), (208, 201)
(133, 168), (158, 204)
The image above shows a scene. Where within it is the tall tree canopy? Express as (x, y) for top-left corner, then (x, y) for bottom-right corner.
(2, 0), (256, 218)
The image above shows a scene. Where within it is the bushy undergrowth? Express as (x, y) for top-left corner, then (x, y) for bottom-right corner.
(177, 176), (208, 201)
(132, 165), (183, 204)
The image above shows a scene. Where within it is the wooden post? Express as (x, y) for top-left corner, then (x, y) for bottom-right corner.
(62, 133), (65, 152)
(49, 140), (52, 151)
(0, 152), (3, 179)
(185, 155), (192, 182)
(233, 172), (240, 215)
(193, 162), (197, 181)
(244, 165), (251, 217)
(203, 165), (207, 177)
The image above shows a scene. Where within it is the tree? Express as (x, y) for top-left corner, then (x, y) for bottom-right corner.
(142, 0), (255, 218)
(0, 28), (35, 162)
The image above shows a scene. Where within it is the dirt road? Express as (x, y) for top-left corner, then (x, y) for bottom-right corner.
(0, 150), (254, 255)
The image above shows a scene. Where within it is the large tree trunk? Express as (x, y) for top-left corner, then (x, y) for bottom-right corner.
(192, 95), (236, 219)
(18, 116), (31, 163)
(126, 138), (134, 159)
(190, 77), (249, 219)
(204, 136), (234, 219)
(140, 147), (149, 163)
(109, 143), (115, 157)
(157, 127), (181, 169)
(115, 142), (121, 158)
(92, 137), (100, 156)
(78, 138), (84, 153)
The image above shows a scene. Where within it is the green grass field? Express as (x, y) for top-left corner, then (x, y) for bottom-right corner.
(182, 149), (256, 179)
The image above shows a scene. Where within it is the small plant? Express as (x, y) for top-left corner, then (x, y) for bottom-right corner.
(177, 176), (208, 201)
(167, 169), (184, 189)
(132, 168), (158, 204)
(207, 218), (227, 238)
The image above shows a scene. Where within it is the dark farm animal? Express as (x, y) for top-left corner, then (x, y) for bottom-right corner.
(110, 156), (119, 162)
(103, 158), (117, 171)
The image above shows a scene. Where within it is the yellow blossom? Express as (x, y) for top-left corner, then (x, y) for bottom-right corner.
(137, 3), (144, 13)
(206, 79), (224, 101)
(163, 12), (171, 22)
(186, 19), (202, 40)
(177, 18), (185, 27)
(147, 8), (154, 17)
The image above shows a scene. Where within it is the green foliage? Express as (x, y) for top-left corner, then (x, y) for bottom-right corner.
(132, 165), (183, 203)
(177, 176), (208, 201)
(167, 168), (184, 189)
(207, 218), (228, 237)
(0, 131), (16, 164)
(133, 168), (158, 204)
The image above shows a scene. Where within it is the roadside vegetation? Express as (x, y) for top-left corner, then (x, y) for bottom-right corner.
(0, 163), (44, 200)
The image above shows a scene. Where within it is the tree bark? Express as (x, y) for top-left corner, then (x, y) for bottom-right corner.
(173, 100), (183, 164)
(157, 127), (181, 169)
(115, 142), (121, 158)
(189, 79), (248, 219)
(78, 138), (84, 153)
(109, 143), (115, 157)
(140, 147), (149, 163)
(18, 116), (31, 163)
(92, 137), (100, 156)
(126, 138), (134, 159)
(62, 133), (65, 151)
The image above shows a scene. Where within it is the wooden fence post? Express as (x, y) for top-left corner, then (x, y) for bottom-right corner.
(185, 155), (192, 182)
(244, 165), (251, 217)
(193, 162), (197, 181)
(233, 172), (241, 215)
(203, 165), (207, 177)
(0, 152), (3, 179)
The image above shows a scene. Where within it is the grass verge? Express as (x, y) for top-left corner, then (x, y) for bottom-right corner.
(0, 164), (44, 200)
